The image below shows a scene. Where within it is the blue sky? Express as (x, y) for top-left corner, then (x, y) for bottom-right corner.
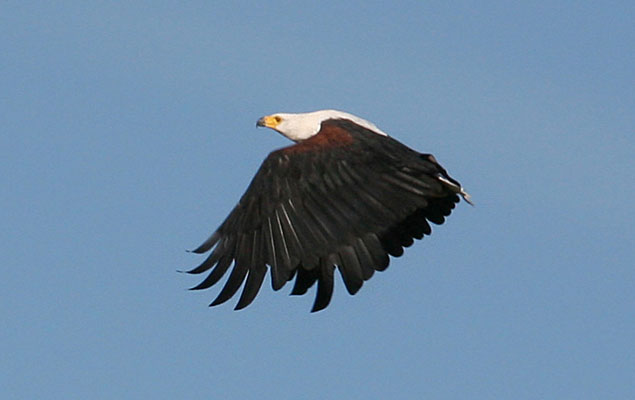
(2, 1), (634, 399)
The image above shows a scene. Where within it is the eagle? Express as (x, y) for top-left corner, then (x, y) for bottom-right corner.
(185, 110), (471, 312)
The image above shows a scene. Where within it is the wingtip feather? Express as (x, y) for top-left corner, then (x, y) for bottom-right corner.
(191, 232), (221, 254)
(461, 190), (474, 206)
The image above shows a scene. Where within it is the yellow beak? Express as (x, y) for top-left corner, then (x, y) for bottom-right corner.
(256, 115), (280, 129)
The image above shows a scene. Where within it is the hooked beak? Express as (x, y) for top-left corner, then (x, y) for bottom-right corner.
(256, 115), (281, 130)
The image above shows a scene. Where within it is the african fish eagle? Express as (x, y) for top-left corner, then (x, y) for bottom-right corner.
(185, 110), (471, 312)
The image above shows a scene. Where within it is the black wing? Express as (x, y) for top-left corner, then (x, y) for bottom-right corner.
(185, 119), (464, 311)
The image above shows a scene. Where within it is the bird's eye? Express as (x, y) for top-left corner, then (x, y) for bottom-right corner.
(274, 116), (282, 123)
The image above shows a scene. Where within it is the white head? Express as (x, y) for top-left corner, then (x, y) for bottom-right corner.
(256, 109), (388, 142)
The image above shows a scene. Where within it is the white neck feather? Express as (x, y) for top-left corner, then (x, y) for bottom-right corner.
(274, 110), (388, 142)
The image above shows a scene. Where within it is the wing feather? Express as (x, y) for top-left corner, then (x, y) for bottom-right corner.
(264, 217), (285, 290)
(189, 237), (236, 290)
(363, 233), (390, 271)
(272, 211), (292, 275)
(191, 232), (220, 254)
(234, 231), (267, 310)
(338, 245), (364, 295)
(312, 257), (336, 312)
(209, 234), (250, 306)
(290, 267), (318, 296)
(209, 263), (248, 306)
(276, 205), (303, 266)
(283, 198), (321, 269)
(185, 240), (225, 274)
(353, 237), (376, 280)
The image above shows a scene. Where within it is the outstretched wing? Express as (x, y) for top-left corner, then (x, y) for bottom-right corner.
(185, 119), (464, 311)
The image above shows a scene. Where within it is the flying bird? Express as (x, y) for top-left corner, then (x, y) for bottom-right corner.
(185, 110), (471, 312)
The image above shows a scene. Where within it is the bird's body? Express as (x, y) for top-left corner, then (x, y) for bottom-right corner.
(186, 110), (471, 311)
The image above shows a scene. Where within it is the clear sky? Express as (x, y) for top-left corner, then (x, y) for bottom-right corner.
(2, 1), (634, 399)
